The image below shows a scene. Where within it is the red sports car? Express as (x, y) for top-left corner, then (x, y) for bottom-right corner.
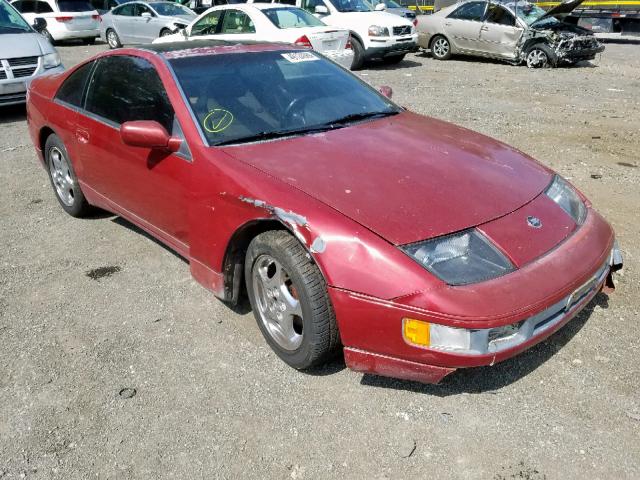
(26, 40), (623, 384)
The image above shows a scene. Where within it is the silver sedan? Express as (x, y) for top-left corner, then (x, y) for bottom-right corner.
(100, 1), (196, 48)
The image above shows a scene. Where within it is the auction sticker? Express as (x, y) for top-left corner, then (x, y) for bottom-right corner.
(203, 109), (234, 133)
(281, 52), (319, 63)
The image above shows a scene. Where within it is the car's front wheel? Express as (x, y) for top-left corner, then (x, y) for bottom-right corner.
(526, 44), (555, 68)
(45, 134), (91, 218)
(106, 29), (122, 49)
(245, 231), (340, 370)
(431, 35), (451, 60)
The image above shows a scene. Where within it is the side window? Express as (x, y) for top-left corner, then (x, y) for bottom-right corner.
(484, 4), (515, 26)
(135, 3), (153, 15)
(84, 56), (174, 133)
(55, 61), (95, 107)
(219, 10), (255, 33)
(301, 0), (324, 13)
(190, 9), (222, 35)
(12, 1), (24, 11)
(36, 1), (53, 12)
(448, 1), (486, 21)
(114, 3), (134, 14)
(15, 0), (37, 12)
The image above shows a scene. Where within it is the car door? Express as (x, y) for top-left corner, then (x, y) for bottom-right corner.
(132, 3), (160, 43)
(76, 55), (191, 250)
(111, 3), (136, 42)
(479, 2), (523, 58)
(442, 1), (487, 53)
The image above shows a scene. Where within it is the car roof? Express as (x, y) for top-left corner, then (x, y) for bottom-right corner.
(250, 3), (301, 9)
(139, 39), (304, 58)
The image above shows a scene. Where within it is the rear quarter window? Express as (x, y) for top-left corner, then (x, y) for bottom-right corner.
(55, 61), (95, 108)
(56, 0), (94, 11)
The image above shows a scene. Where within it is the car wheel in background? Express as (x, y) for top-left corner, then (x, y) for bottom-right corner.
(45, 134), (92, 218)
(431, 35), (451, 60)
(350, 37), (365, 70)
(245, 231), (341, 370)
(526, 44), (555, 68)
(106, 29), (122, 49)
(160, 28), (173, 37)
(383, 54), (405, 65)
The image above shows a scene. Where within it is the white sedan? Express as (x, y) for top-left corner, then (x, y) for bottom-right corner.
(154, 4), (354, 69)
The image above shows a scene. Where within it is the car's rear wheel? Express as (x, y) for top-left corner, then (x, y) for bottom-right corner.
(526, 44), (554, 68)
(350, 37), (365, 70)
(45, 134), (91, 218)
(383, 54), (406, 65)
(431, 35), (451, 60)
(245, 231), (340, 370)
(160, 28), (173, 37)
(106, 29), (122, 49)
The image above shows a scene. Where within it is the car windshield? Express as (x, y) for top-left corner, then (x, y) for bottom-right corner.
(150, 2), (193, 16)
(56, 0), (94, 11)
(503, 1), (555, 25)
(0, 0), (31, 33)
(169, 49), (399, 146)
(263, 7), (324, 29)
(329, 0), (372, 13)
(374, 0), (401, 8)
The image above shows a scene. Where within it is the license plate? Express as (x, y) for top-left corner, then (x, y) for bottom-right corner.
(3, 81), (26, 94)
(322, 40), (338, 51)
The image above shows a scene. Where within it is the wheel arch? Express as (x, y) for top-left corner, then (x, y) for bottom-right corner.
(429, 33), (449, 50)
(39, 126), (56, 156)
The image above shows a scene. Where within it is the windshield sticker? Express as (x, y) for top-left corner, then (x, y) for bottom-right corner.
(281, 52), (319, 63)
(203, 109), (234, 133)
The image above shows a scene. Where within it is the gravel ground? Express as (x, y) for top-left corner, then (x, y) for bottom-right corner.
(1, 41), (639, 480)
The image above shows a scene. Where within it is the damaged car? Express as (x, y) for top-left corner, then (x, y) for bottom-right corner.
(416, 0), (605, 67)
(26, 41), (622, 385)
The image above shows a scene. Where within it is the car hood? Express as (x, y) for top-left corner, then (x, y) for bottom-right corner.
(331, 11), (413, 27)
(221, 112), (553, 245)
(532, 0), (585, 23)
(0, 32), (53, 58)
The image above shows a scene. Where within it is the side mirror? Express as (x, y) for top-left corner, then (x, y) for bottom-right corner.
(141, 11), (152, 18)
(374, 3), (386, 11)
(120, 121), (182, 152)
(32, 17), (47, 32)
(314, 5), (329, 14)
(378, 85), (393, 98)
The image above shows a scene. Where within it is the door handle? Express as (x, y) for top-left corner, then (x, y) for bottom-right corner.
(480, 26), (489, 31)
(76, 128), (90, 144)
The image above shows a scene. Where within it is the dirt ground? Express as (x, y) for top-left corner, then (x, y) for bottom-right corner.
(1, 42), (639, 479)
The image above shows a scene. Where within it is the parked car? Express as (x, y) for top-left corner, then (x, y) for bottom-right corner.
(0, 0), (63, 106)
(369, 0), (416, 21)
(155, 4), (353, 69)
(10, 0), (100, 43)
(416, 0), (605, 68)
(26, 40), (622, 384)
(89, 0), (132, 15)
(296, 0), (418, 69)
(101, 1), (195, 47)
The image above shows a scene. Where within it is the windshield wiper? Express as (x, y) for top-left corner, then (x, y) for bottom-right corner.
(323, 110), (399, 127)
(213, 125), (333, 146)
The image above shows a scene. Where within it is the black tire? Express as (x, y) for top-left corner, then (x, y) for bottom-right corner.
(82, 37), (96, 45)
(525, 43), (556, 68)
(44, 134), (92, 218)
(383, 54), (406, 65)
(245, 230), (340, 370)
(160, 28), (173, 37)
(430, 34), (451, 60)
(106, 28), (122, 49)
(350, 37), (365, 70)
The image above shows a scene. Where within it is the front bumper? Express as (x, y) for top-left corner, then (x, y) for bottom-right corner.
(365, 34), (418, 60)
(557, 44), (605, 62)
(0, 64), (65, 106)
(331, 209), (622, 384)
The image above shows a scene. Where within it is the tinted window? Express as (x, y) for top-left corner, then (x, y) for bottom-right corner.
(190, 9), (221, 35)
(449, 1), (486, 21)
(85, 56), (174, 132)
(263, 7), (324, 29)
(169, 50), (399, 146)
(149, 2), (193, 15)
(14, 0), (37, 13)
(56, 61), (94, 107)
(36, 1), (54, 12)
(56, 0), (93, 10)
(114, 3), (133, 14)
(134, 3), (153, 15)
(300, 0), (325, 13)
(0, 0), (31, 32)
(485, 4), (515, 25)
(219, 9), (255, 33)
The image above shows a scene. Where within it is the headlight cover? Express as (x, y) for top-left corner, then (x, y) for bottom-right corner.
(368, 25), (389, 37)
(545, 175), (587, 224)
(43, 52), (61, 69)
(402, 229), (515, 286)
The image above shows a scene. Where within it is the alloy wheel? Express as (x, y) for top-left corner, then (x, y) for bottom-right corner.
(107, 30), (119, 48)
(433, 38), (449, 58)
(48, 147), (75, 207)
(527, 48), (548, 68)
(251, 254), (304, 351)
